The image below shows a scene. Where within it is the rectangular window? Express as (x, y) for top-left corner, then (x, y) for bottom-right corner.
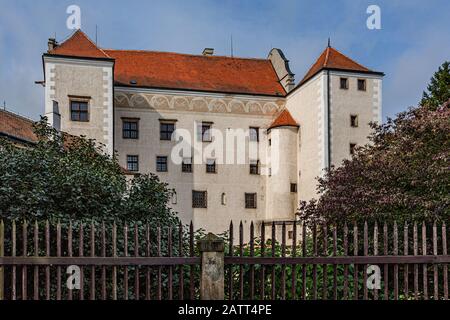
(268, 139), (272, 147)
(70, 101), (89, 122)
(206, 159), (216, 173)
(127, 155), (139, 172)
(182, 157), (192, 173)
(192, 191), (207, 208)
(249, 160), (260, 175)
(288, 231), (294, 240)
(350, 143), (357, 156)
(245, 193), (257, 209)
(123, 119), (139, 139)
(249, 127), (259, 142)
(156, 156), (168, 172)
(350, 115), (359, 128)
(290, 183), (298, 193)
(358, 79), (366, 91)
(340, 77), (349, 90)
(201, 123), (212, 142)
(160, 122), (175, 141)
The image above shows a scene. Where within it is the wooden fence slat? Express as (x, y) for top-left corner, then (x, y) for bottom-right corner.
(124, 224), (128, 300)
(112, 222), (117, 300)
(322, 222), (328, 300)
(383, 222), (388, 300)
(301, 222), (307, 300)
(33, 221), (39, 300)
(12, 220), (16, 300)
(413, 222), (418, 299)
(228, 221), (233, 300)
(260, 222), (265, 300)
(393, 221), (399, 300)
(101, 221), (106, 300)
(271, 222), (276, 300)
(239, 221), (244, 300)
(135, 223), (140, 300)
(373, 222), (379, 300)
(56, 221), (61, 300)
(422, 222), (428, 300)
(312, 222), (317, 300)
(0, 220), (4, 301)
(292, 221), (297, 300)
(146, 223), (151, 301)
(178, 222), (184, 300)
(432, 221), (438, 300)
(90, 221), (95, 301)
(22, 220), (27, 300)
(443, 222), (448, 300)
(343, 223), (348, 300)
(363, 221), (368, 300)
(281, 222), (286, 300)
(189, 222), (194, 300)
(79, 222), (84, 300)
(333, 224), (338, 300)
(168, 226), (173, 300)
(156, 226), (161, 300)
(67, 221), (73, 300)
(45, 221), (50, 300)
(249, 222), (255, 300)
(353, 222), (358, 300)
(403, 222), (409, 299)
(442, 222), (448, 300)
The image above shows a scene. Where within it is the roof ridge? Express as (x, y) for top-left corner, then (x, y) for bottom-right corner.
(0, 108), (36, 123)
(324, 47), (331, 67)
(104, 48), (269, 61)
(52, 29), (110, 58)
(329, 46), (370, 71)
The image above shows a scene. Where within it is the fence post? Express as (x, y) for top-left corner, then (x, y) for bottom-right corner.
(0, 220), (4, 300)
(197, 233), (224, 300)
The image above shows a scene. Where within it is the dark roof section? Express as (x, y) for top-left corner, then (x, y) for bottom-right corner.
(0, 109), (38, 144)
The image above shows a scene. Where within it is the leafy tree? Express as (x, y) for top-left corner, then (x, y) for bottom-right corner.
(420, 61), (450, 110)
(0, 118), (178, 226)
(298, 103), (450, 225)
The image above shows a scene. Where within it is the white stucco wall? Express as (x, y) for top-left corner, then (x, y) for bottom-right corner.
(43, 56), (114, 155)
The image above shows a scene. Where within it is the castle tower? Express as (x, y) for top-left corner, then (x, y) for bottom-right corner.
(43, 30), (115, 155)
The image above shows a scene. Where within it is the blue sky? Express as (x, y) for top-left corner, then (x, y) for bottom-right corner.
(0, 0), (449, 121)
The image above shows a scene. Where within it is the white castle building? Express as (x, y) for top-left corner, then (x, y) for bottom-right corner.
(42, 30), (383, 237)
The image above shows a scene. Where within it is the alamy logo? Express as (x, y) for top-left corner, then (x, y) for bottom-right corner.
(366, 5), (381, 30)
(366, 265), (381, 290)
(66, 5), (81, 30)
(66, 265), (81, 290)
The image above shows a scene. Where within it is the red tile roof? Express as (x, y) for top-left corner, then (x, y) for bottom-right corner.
(47, 30), (285, 96)
(0, 109), (37, 144)
(298, 46), (378, 86)
(268, 109), (298, 130)
(49, 30), (111, 59)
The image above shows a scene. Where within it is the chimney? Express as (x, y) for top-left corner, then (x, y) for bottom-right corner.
(202, 48), (214, 56)
(48, 38), (58, 52)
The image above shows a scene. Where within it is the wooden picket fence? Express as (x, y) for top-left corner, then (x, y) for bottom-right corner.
(0, 219), (448, 300)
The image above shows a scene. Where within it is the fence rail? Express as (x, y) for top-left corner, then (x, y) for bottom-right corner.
(0, 219), (448, 300)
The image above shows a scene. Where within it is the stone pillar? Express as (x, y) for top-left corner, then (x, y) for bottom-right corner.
(197, 233), (225, 300)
